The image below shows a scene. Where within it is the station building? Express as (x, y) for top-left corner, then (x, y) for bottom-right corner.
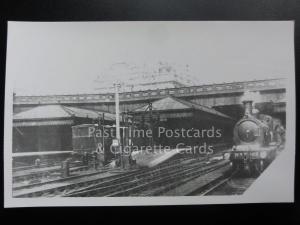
(131, 96), (235, 149)
(13, 105), (115, 153)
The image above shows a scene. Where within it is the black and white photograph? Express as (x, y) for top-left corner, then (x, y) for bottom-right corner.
(4, 21), (295, 206)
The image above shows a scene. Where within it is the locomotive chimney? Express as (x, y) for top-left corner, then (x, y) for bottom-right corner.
(243, 100), (253, 116)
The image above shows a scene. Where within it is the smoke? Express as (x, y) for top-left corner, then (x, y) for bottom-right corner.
(241, 90), (261, 104)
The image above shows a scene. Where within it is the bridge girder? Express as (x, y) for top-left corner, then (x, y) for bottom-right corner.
(13, 78), (286, 120)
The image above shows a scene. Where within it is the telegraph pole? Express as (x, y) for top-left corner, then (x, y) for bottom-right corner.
(114, 83), (121, 141)
(114, 83), (122, 168)
(149, 102), (154, 150)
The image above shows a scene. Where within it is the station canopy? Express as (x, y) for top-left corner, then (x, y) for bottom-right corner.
(132, 96), (233, 121)
(13, 105), (116, 127)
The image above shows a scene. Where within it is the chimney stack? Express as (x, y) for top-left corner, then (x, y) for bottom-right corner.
(243, 100), (253, 116)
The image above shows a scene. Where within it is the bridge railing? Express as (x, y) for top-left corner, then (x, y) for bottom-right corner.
(14, 78), (286, 105)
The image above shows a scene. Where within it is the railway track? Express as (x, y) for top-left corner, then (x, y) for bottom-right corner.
(64, 159), (230, 197)
(13, 154), (193, 191)
(191, 170), (237, 196)
(202, 177), (256, 195)
(13, 146), (232, 198)
(110, 161), (230, 197)
(13, 168), (137, 198)
(13, 163), (58, 172)
(13, 155), (210, 197)
(199, 176), (233, 196)
(13, 164), (88, 183)
(12, 166), (113, 191)
(136, 162), (232, 196)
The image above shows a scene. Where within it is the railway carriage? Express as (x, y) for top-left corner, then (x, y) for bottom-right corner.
(72, 124), (114, 165)
(71, 121), (145, 166)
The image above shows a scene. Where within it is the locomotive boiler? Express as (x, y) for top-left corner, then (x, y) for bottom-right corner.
(226, 99), (284, 175)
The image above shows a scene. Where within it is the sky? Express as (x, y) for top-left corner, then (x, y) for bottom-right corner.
(6, 21), (294, 95)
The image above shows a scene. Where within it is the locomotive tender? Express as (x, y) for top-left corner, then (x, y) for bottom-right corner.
(226, 98), (284, 175)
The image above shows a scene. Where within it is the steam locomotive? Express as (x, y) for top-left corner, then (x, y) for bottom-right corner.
(225, 99), (284, 176)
